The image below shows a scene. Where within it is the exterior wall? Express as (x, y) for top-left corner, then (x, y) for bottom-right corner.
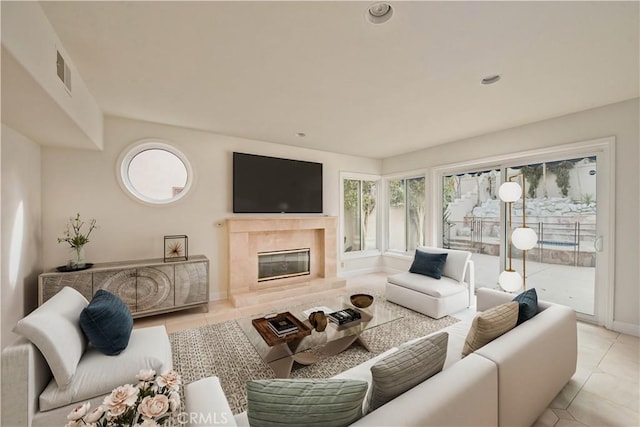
(41, 116), (381, 301)
(1, 125), (42, 349)
(383, 98), (640, 331)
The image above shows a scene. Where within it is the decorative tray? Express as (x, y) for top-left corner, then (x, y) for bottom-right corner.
(56, 263), (94, 272)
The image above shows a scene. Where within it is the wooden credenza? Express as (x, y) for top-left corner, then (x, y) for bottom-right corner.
(38, 255), (209, 318)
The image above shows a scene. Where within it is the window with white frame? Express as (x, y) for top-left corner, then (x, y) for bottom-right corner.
(387, 175), (426, 253)
(342, 175), (379, 254)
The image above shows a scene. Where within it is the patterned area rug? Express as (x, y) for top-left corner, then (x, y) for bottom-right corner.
(170, 297), (458, 415)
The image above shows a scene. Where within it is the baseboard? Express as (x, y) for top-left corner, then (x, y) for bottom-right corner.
(338, 267), (380, 278)
(612, 320), (640, 337)
(209, 291), (227, 302)
(381, 266), (403, 275)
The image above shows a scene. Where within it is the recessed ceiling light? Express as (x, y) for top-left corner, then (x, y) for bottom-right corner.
(367, 2), (393, 24)
(296, 132), (306, 137)
(481, 75), (501, 85)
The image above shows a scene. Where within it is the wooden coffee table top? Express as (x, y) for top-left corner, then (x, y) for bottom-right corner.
(251, 311), (311, 346)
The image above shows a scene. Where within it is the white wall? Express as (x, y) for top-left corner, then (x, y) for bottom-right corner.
(1, 2), (103, 149)
(383, 98), (640, 331)
(1, 125), (42, 349)
(41, 116), (381, 300)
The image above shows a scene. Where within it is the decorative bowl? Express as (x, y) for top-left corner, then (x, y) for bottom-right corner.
(350, 293), (374, 309)
(308, 311), (328, 332)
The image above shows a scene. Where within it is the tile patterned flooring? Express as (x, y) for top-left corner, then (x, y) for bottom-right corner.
(134, 273), (640, 427)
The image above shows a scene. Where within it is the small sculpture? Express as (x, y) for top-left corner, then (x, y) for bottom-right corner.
(308, 311), (328, 332)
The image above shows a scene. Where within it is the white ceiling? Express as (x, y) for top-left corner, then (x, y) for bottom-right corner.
(40, 1), (639, 159)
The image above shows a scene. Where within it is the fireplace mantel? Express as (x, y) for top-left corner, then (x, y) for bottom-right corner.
(227, 216), (343, 306)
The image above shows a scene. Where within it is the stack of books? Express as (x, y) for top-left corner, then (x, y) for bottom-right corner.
(267, 317), (299, 337)
(328, 308), (362, 325)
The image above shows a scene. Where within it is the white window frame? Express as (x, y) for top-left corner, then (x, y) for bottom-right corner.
(116, 139), (194, 206)
(383, 170), (428, 257)
(340, 172), (382, 259)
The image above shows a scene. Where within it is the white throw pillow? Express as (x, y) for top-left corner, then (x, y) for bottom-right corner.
(13, 286), (89, 387)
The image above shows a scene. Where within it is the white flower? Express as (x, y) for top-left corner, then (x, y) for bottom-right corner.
(65, 420), (83, 427)
(138, 394), (170, 419)
(156, 370), (181, 390)
(103, 384), (139, 416)
(136, 368), (156, 381)
(168, 390), (180, 412)
(67, 402), (90, 420)
(136, 419), (160, 427)
(84, 405), (105, 423)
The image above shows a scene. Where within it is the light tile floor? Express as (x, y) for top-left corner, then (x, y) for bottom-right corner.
(135, 273), (640, 427)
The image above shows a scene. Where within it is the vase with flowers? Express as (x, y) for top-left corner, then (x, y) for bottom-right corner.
(57, 213), (97, 270)
(66, 369), (182, 427)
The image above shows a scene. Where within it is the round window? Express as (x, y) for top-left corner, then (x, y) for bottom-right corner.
(118, 140), (193, 205)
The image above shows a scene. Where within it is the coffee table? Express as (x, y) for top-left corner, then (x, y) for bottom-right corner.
(236, 294), (402, 378)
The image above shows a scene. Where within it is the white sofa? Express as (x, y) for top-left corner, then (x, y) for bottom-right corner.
(1, 288), (173, 427)
(386, 246), (475, 319)
(186, 288), (577, 427)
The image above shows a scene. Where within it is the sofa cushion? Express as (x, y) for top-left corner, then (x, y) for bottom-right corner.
(409, 250), (448, 279)
(369, 332), (448, 412)
(462, 301), (519, 357)
(13, 287), (88, 387)
(79, 289), (133, 355)
(387, 272), (467, 298)
(513, 288), (538, 325)
(39, 325), (172, 411)
(246, 379), (367, 427)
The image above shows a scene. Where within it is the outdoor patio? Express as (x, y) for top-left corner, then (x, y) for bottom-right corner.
(471, 253), (595, 315)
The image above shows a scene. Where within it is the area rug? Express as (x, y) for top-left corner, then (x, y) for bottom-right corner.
(169, 296), (458, 415)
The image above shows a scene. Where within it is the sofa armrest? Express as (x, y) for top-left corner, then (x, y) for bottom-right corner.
(184, 377), (237, 427)
(350, 353), (498, 427)
(1, 338), (51, 427)
(475, 304), (577, 427)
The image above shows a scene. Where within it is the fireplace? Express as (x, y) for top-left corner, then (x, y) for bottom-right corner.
(226, 216), (345, 306)
(258, 248), (310, 282)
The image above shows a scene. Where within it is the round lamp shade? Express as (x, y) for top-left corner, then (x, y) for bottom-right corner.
(499, 270), (523, 292)
(512, 227), (538, 250)
(499, 182), (522, 202)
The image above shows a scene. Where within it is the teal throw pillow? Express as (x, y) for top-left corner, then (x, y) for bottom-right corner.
(513, 288), (538, 325)
(409, 250), (448, 279)
(79, 289), (133, 355)
(247, 378), (368, 427)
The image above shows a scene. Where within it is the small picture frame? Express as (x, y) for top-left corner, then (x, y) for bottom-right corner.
(164, 235), (188, 262)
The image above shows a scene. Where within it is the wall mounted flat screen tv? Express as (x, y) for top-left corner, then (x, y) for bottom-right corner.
(233, 152), (323, 213)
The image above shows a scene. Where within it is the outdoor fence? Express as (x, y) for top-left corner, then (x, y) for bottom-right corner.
(443, 217), (597, 267)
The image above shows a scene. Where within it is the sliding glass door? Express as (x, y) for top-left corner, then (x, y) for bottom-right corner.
(506, 156), (597, 315)
(435, 139), (612, 324)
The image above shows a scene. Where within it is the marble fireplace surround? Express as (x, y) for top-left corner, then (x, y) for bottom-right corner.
(227, 216), (345, 307)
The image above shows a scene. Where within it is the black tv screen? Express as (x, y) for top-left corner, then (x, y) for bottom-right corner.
(233, 152), (323, 213)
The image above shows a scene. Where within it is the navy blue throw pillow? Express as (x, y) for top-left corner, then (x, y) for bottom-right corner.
(80, 289), (133, 356)
(409, 251), (448, 279)
(513, 288), (538, 325)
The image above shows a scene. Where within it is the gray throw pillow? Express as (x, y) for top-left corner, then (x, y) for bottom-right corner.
(247, 378), (368, 427)
(368, 331), (448, 412)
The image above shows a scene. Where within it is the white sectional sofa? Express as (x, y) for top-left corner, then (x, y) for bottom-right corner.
(186, 288), (577, 427)
(386, 246), (475, 319)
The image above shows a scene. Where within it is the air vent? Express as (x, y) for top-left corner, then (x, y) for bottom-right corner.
(56, 50), (72, 92)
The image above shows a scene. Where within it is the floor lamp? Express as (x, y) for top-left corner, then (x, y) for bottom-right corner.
(498, 173), (538, 292)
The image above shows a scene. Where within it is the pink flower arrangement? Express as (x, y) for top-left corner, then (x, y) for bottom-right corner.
(66, 369), (181, 427)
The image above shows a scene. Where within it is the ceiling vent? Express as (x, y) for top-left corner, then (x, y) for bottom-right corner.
(56, 50), (72, 92)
